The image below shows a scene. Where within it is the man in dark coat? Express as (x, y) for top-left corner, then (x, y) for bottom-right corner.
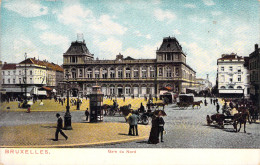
(128, 111), (139, 136)
(85, 108), (89, 121)
(158, 113), (165, 142)
(216, 103), (220, 113)
(54, 113), (68, 141)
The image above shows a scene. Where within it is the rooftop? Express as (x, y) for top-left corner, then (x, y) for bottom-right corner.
(157, 36), (183, 52)
(2, 63), (16, 70)
(65, 40), (92, 55)
(19, 58), (64, 72)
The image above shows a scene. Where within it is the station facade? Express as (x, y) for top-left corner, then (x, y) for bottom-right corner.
(62, 37), (196, 97)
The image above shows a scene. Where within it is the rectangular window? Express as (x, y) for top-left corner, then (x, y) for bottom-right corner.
(159, 68), (163, 76)
(8, 71), (10, 75)
(237, 66), (241, 73)
(221, 67), (224, 71)
(229, 78), (233, 83)
(8, 79), (10, 84)
(2, 71), (4, 75)
(238, 75), (241, 82)
(79, 69), (83, 77)
(30, 78), (33, 83)
(2, 79), (4, 84)
(13, 79), (15, 84)
(229, 66), (233, 71)
(175, 68), (179, 76)
(13, 71), (16, 75)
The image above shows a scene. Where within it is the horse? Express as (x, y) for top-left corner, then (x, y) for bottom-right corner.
(101, 104), (112, 116)
(233, 111), (251, 133)
(192, 100), (203, 109)
(207, 114), (225, 128)
(237, 107), (253, 123)
(155, 102), (167, 110)
(119, 104), (131, 116)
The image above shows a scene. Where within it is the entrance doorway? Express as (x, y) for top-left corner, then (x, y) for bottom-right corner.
(118, 88), (123, 97)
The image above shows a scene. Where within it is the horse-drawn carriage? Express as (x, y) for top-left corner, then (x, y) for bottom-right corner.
(176, 94), (194, 109)
(206, 107), (252, 133)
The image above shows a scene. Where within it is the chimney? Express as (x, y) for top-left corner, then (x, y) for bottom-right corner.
(255, 44), (258, 51)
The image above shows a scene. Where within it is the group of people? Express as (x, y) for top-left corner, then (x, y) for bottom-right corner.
(148, 111), (165, 144)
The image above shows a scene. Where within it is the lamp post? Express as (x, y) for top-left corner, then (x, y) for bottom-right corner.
(24, 53), (27, 106)
(63, 71), (72, 130)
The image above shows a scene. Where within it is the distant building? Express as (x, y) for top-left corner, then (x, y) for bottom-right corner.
(217, 53), (250, 98)
(186, 74), (212, 94)
(62, 36), (197, 97)
(249, 44), (260, 110)
(1, 58), (63, 99)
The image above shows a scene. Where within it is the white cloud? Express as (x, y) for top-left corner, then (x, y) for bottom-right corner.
(4, 0), (48, 17)
(134, 31), (152, 39)
(57, 5), (94, 27)
(154, 9), (176, 23)
(184, 4), (196, 8)
(13, 38), (49, 61)
(202, 0), (215, 6)
(33, 22), (49, 30)
(189, 16), (207, 23)
(181, 42), (216, 78)
(94, 37), (123, 57)
(234, 25), (250, 34)
(57, 5), (127, 36)
(39, 32), (69, 50)
(211, 11), (222, 16)
(122, 42), (161, 59)
(173, 29), (181, 35)
(90, 15), (127, 35)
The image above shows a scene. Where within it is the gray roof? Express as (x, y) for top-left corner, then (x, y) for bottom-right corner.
(65, 41), (92, 55)
(158, 37), (183, 52)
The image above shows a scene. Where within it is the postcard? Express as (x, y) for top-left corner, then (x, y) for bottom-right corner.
(0, 0), (259, 164)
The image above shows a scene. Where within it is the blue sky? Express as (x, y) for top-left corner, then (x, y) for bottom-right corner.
(1, 0), (259, 85)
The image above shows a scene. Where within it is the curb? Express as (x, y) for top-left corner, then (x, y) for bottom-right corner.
(0, 136), (148, 148)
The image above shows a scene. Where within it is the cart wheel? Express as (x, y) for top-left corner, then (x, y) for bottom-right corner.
(206, 115), (211, 125)
(142, 116), (149, 125)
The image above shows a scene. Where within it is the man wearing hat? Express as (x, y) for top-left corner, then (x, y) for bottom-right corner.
(54, 113), (68, 141)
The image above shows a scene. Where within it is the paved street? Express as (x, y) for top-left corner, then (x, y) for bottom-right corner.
(0, 97), (259, 148)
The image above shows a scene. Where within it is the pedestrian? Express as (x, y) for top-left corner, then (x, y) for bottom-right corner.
(54, 113), (68, 141)
(216, 102), (220, 113)
(148, 115), (159, 144)
(85, 108), (89, 121)
(158, 111), (165, 142)
(204, 99), (207, 106)
(139, 103), (145, 113)
(229, 101), (234, 109)
(128, 111), (139, 136)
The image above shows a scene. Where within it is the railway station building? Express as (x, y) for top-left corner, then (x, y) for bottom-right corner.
(62, 36), (196, 98)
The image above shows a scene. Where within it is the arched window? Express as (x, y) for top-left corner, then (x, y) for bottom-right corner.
(71, 68), (76, 79)
(166, 67), (172, 78)
(142, 67), (147, 78)
(118, 68), (123, 78)
(228, 86), (234, 89)
(134, 67), (139, 78)
(102, 68), (107, 79)
(220, 86), (226, 89)
(237, 86), (242, 89)
(95, 68), (100, 78)
(126, 68), (131, 78)
(110, 68), (115, 78)
(150, 67), (155, 78)
(87, 68), (92, 78)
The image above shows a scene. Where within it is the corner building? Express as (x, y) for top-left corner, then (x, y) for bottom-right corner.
(62, 37), (196, 97)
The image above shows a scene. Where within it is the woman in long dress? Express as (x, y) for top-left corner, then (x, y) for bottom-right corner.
(148, 115), (159, 144)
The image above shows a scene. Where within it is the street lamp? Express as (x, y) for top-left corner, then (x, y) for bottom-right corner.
(24, 53), (27, 106)
(63, 71), (72, 130)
